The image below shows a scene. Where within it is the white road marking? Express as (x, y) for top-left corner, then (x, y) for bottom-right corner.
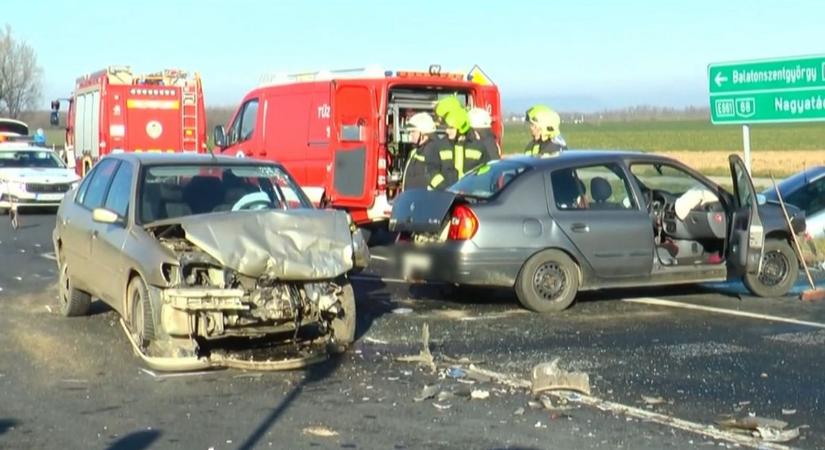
(553, 391), (792, 450)
(139, 367), (214, 379)
(40, 252), (57, 261)
(624, 297), (825, 329)
(369, 254), (392, 262)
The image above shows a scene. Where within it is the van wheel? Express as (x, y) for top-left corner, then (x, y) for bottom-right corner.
(58, 258), (91, 317)
(328, 282), (356, 354)
(127, 277), (156, 349)
(743, 239), (798, 298)
(515, 249), (579, 313)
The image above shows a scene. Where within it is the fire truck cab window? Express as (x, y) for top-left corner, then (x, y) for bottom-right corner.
(229, 99), (259, 145)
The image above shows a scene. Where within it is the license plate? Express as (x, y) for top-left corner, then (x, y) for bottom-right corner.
(402, 252), (432, 280)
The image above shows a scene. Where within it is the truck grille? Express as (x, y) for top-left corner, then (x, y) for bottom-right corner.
(25, 183), (72, 193)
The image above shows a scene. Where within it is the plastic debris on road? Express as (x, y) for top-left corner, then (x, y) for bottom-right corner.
(302, 426), (339, 437)
(531, 358), (591, 395)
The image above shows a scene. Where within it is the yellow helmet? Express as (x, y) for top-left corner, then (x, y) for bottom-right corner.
(435, 96), (463, 120)
(443, 108), (471, 134)
(526, 104), (560, 137)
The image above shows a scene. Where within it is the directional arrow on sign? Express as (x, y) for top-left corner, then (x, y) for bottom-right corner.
(714, 72), (729, 87)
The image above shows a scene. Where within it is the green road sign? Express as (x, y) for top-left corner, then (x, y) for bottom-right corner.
(708, 55), (825, 124)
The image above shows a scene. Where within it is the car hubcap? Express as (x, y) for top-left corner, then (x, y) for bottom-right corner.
(759, 250), (790, 287)
(533, 262), (566, 301)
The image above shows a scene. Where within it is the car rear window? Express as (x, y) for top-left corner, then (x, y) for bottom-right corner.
(448, 160), (530, 199)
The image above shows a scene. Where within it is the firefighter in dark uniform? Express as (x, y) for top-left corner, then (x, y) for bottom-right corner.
(468, 107), (501, 162)
(428, 100), (488, 190)
(401, 112), (447, 191)
(524, 104), (567, 157)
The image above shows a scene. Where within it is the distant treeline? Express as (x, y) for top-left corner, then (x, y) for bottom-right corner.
(20, 105), (712, 134)
(506, 106), (711, 123)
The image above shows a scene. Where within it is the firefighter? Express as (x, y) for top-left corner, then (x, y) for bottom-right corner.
(401, 112), (446, 191)
(468, 107), (500, 162)
(428, 102), (488, 190)
(524, 104), (567, 157)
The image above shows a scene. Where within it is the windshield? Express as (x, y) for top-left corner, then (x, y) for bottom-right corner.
(0, 150), (65, 168)
(448, 160), (530, 199)
(139, 163), (312, 224)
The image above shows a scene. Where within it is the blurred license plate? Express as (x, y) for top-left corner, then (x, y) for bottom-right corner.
(403, 252), (432, 272)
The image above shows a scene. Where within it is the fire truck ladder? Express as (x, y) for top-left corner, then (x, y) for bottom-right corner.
(181, 83), (198, 152)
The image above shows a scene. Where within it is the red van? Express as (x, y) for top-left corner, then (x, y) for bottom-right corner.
(214, 66), (502, 228)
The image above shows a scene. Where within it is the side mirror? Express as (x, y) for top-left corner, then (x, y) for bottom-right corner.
(49, 111), (59, 127)
(756, 194), (767, 206)
(213, 125), (227, 149)
(92, 208), (121, 225)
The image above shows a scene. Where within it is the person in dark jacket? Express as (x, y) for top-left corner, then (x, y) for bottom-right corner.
(429, 102), (488, 189)
(401, 112), (448, 191)
(468, 107), (500, 162)
(524, 104), (567, 157)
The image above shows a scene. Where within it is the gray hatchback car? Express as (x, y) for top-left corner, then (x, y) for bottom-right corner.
(390, 151), (805, 312)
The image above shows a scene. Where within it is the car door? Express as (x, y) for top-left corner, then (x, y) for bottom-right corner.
(548, 162), (654, 278)
(728, 154), (764, 274)
(222, 98), (259, 158)
(328, 82), (376, 207)
(60, 158), (120, 295)
(91, 160), (134, 306)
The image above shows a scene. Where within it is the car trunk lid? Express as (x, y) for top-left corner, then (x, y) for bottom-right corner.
(389, 189), (458, 234)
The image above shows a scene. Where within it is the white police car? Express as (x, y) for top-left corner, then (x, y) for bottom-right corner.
(0, 142), (80, 213)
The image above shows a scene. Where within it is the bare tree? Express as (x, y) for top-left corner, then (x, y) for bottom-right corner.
(0, 25), (43, 119)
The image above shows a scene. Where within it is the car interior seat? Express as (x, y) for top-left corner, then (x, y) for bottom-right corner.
(590, 177), (614, 209)
(160, 183), (191, 219)
(183, 176), (224, 214)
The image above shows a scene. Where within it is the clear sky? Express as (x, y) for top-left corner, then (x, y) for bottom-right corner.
(4, 0), (825, 112)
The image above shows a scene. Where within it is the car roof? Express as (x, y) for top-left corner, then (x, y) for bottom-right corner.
(105, 152), (283, 167)
(763, 165), (825, 197)
(505, 150), (677, 168)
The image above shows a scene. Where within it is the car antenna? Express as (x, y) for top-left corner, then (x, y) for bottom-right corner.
(208, 144), (217, 161)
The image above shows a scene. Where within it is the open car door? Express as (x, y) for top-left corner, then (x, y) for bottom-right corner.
(328, 82), (376, 207)
(728, 154), (764, 274)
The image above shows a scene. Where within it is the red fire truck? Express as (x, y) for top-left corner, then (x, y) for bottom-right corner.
(214, 65), (502, 227)
(50, 66), (207, 176)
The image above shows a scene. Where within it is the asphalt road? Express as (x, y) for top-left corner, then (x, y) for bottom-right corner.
(1, 212), (824, 450)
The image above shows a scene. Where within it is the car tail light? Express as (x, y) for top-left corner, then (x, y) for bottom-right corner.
(448, 204), (478, 240)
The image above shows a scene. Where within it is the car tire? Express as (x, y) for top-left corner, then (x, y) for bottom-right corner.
(515, 249), (580, 313)
(58, 258), (91, 317)
(128, 276), (156, 349)
(328, 281), (356, 354)
(743, 239), (799, 298)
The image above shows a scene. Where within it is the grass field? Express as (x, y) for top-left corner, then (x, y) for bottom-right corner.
(38, 118), (825, 177)
(502, 120), (825, 177)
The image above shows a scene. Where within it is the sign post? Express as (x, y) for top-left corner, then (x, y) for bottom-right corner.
(708, 54), (825, 172)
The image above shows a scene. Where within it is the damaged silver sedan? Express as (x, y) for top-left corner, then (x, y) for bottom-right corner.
(52, 153), (368, 371)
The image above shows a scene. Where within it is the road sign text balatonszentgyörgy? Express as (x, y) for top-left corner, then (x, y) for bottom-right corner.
(708, 55), (825, 124)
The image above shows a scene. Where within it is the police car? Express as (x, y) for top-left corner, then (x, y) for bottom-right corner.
(0, 141), (80, 213)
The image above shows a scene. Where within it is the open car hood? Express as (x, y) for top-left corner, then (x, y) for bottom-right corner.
(150, 209), (356, 280)
(389, 189), (458, 234)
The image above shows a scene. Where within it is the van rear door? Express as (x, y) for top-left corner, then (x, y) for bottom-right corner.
(329, 81), (376, 207)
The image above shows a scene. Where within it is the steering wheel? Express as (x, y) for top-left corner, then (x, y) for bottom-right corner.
(231, 192), (274, 211)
